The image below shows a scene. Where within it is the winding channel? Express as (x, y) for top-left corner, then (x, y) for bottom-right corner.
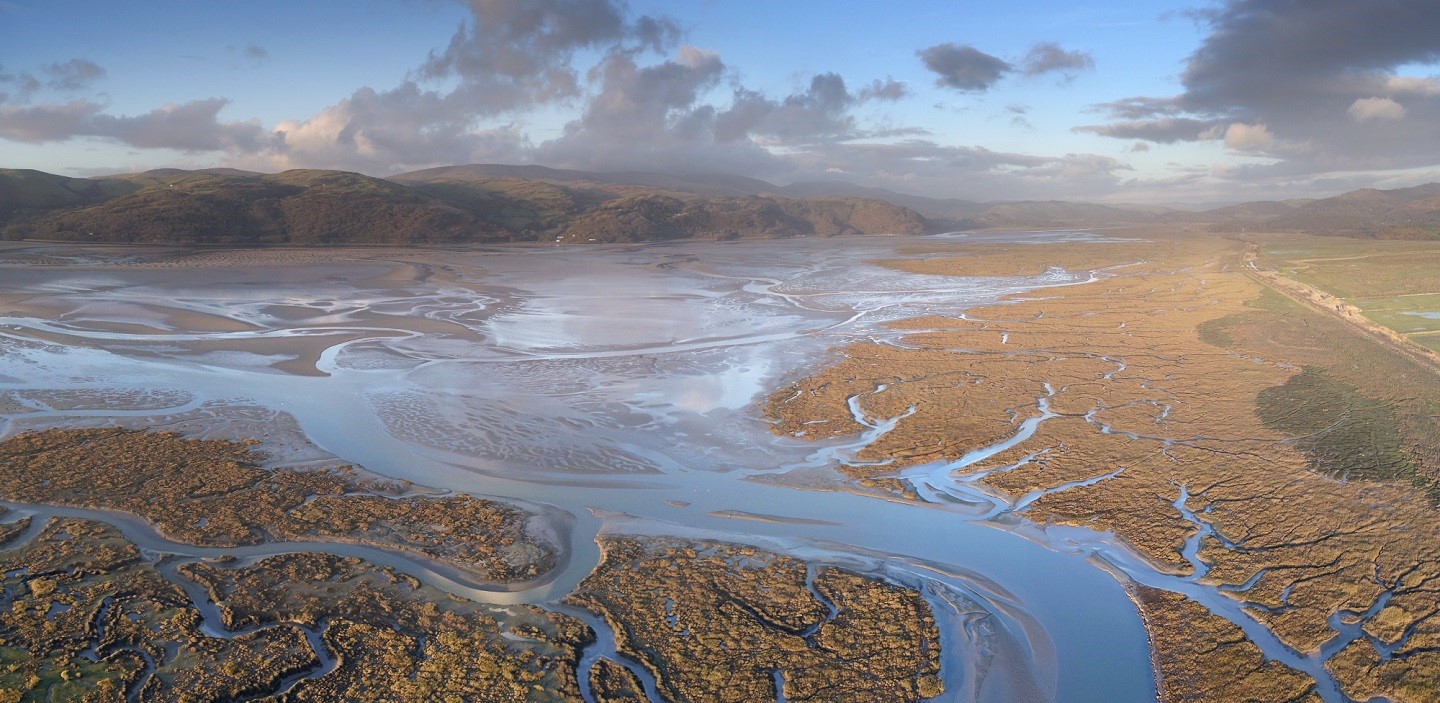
(0, 232), (1367, 702)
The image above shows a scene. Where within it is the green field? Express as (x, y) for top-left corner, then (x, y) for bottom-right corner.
(1358, 293), (1440, 334)
(1413, 332), (1440, 353)
(1256, 235), (1440, 356)
(1256, 235), (1440, 299)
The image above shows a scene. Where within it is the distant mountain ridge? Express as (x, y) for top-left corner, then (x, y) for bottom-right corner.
(2, 169), (488, 245)
(2, 164), (1439, 244)
(393, 164), (776, 197)
(0, 166), (929, 245)
(1259, 184), (1440, 239)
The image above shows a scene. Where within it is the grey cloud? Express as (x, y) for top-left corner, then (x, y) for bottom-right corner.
(0, 59), (103, 104)
(1074, 117), (1218, 143)
(275, 21), (910, 177)
(0, 68), (41, 103)
(1090, 96), (1179, 120)
(1081, 0), (1440, 186)
(538, 124), (779, 179)
(43, 59), (105, 90)
(863, 124), (930, 139)
(714, 73), (863, 144)
(559, 47), (726, 143)
(537, 54), (929, 179)
(631, 14), (682, 53)
(1021, 42), (1094, 78)
(1006, 104), (1031, 128)
(252, 0), (682, 173)
(101, 99), (266, 152)
(541, 56), (904, 175)
(0, 101), (97, 142)
(17, 74), (40, 97)
(792, 140), (1131, 201)
(244, 44), (270, 62)
(538, 50), (777, 175)
(1178, 0), (1440, 109)
(264, 81), (530, 173)
(918, 43), (1012, 92)
(417, 0), (677, 115)
(856, 78), (907, 102)
(0, 98), (265, 152)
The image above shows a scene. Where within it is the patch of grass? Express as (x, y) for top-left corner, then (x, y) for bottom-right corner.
(1364, 311), (1440, 335)
(1225, 288), (1440, 492)
(1413, 333), (1440, 353)
(1356, 293), (1440, 336)
(1257, 237), (1440, 299)
(1257, 367), (1418, 485)
(1195, 315), (1236, 347)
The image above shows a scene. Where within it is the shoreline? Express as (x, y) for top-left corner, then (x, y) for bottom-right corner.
(15, 229), (1349, 701)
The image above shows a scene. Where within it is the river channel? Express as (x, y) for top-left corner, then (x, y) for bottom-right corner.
(0, 232), (1171, 702)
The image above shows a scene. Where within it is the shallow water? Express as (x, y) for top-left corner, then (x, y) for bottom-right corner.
(0, 233), (1162, 702)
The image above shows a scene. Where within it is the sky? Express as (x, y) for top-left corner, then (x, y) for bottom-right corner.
(2, 0), (1439, 204)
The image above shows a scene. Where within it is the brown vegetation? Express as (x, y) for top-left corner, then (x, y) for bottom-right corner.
(0, 428), (558, 582)
(566, 536), (943, 703)
(1135, 586), (1317, 703)
(0, 517), (587, 702)
(182, 553), (589, 701)
(589, 659), (647, 703)
(765, 228), (1440, 700)
(0, 518), (318, 701)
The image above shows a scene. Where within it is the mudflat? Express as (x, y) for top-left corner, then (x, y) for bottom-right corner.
(2, 230), (1437, 701)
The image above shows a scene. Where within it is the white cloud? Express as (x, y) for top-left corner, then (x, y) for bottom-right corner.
(1347, 96), (1407, 122)
(1223, 122), (1274, 150)
(1383, 75), (1440, 97)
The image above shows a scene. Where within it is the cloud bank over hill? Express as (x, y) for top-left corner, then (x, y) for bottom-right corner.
(1077, 0), (1440, 196)
(2, 0), (1439, 203)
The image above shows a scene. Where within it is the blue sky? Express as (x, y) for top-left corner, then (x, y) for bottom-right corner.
(3, 1), (1439, 203)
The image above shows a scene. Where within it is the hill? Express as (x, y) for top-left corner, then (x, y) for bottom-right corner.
(774, 180), (1176, 230)
(1159, 199), (1311, 225)
(775, 181), (987, 222)
(0, 166), (930, 245)
(392, 164), (775, 198)
(552, 194), (928, 243)
(961, 201), (1165, 229)
(1262, 184), (1440, 239)
(0, 169), (139, 227)
(1175, 184), (1440, 239)
(2, 169), (489, 245)
(8, 162), (1437, 243)
(774, 178), (1440, 237)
